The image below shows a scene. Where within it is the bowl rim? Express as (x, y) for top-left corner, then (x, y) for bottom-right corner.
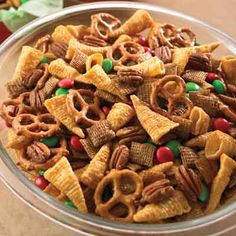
(0, 1), (236, 234)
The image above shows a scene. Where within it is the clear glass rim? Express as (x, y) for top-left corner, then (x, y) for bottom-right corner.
(0, 1), (236, 234)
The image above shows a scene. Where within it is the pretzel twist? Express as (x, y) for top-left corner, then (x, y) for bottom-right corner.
(12, 113), (60, 138)
(94, 169), (143, 222)
(91, 13), (121, 40)
(66, 89), (105, 127)
(151, 75), (193, 118)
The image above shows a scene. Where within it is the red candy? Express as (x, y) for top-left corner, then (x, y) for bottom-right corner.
(144, 47), (155, 56)
(58, 79), (74, 89)
(213, 118), (230, 133)
(34, 176), (49, 190)
(138, 35), (148, 46)
(156, 146), (174, 163)
(102, 106), (110, 116)
(206, 73), (218, 83)
(70, 135), (83, 151)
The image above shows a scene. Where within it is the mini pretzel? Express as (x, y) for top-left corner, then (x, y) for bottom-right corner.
(107, 41), (145, 66)
(158, 24), (177, 48)
(151, 75), (193, 118)
(94, 169), (143, 222)
(0, 92), (34, 124)
(91, 13), (121, 41)
(12, 113), (60, 138)
(174, 28), (196, 47)
(66, 89), (105, 127)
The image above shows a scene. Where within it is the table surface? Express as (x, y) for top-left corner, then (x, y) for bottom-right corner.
(1, 0), (236, 235)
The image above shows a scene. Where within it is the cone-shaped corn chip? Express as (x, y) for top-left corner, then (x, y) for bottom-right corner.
(44, 183), (68, 202)
(78, 65), (125, 100)
(80, 143), (111, 188)
(115, 57), (165, 78)
(6, 128), (31, 149)
(12, 46), (43, 82)
(107, 103), (135, 131)
(49, 59), (80, 80)
(195, 157), (218, 184)
(221, 55), (236, 86)
(52, 25), (75, 44)
(86, 53), (103, 71)
(205, 130), (236, 160)
(131, 95), (178, 144)
(109, 10), (154, 38)
(44, 157), (88, 213)
(74, 165), (89, 181)
(66, 25), (91, 40)
(133, 190), (191, 222)
(172, 42), (220, 74)
(44, 95), (84, 138)
(189, 106), (210, 136)
(205, 154), (236, 214)
(139, 162), (173, 185)
(185, 132), (213, 148)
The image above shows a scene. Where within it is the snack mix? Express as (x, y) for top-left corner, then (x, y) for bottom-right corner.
(1, 9), (236, 223)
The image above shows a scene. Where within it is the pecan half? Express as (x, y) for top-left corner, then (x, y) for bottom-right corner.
(29, 90), (45, 111)
(141, 179), (175, 204)
(116, 125), (147, 146)
(185, 53), (211, 72)
(109, 145), (129, 170)
(154, 46), (172, 64)
(118, 68), (144, 86)
(26, 141), (51, 164)
(81, 35), (108, 47)
(21, 69), (44, 89)
(175, 165), (202, 201)
(51, 42), (68, 59)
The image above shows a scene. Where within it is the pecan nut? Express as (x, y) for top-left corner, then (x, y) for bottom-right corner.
(21, 69), (44, 89)
(26, 141), (51, 164)
(154, 46), (172, 64)
(141, 179), (175, 204)
(185, 53), (211, 72)
(116, 125), (147, 146)
(118, 68), (144, 86)
(109, 145), (129, 170)
(51, 42), (68, 59)
(29, 90), (45, 110)
(81, 35), (108, 47)
(175, 165), (202, 201)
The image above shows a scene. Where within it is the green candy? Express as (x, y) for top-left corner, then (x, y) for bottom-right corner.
(65, 200), (77, 209)
(186, 82), (200, 92)
(55, 88), (69, 96)
(41, 136), (59, 147)
(102, 59), (113, 73)
(166, 140), (181, 158)
(38, 169), (46, 176)
(198, 184), (209, 202)
(145, 142), (154, 147)
(212, 80), (225, 94)
(40, 56), (49, 64)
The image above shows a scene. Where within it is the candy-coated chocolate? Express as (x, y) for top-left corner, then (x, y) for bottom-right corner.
(102, 106), (110, 116)
(70, 135), (83, 151)
(156, 146), (174, 163)
(38, 169), (46, 176)
(144, 47), (155, 56)
(206, 73), (218, 83)
(212, 80), (225, 94)
(138, 35), (148, 46)
(185, 93), (190, 99)
(65, 200), (77, 209)
(34, 176), (49, 190)
(41, 136), (59, 147)
(186, 82), (200, 92)
(55, 88), (69, 96)
(213, 118), (230, 133)
(102, 58), (113, 73)
(58, 79), (74, 89)
(198, 184), (209, 202)
(165, 140), (181, 158)
(40, 56), (49, 64)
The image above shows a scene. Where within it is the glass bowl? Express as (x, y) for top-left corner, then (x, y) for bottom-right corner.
(0, 2), (236, 235)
